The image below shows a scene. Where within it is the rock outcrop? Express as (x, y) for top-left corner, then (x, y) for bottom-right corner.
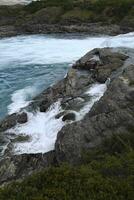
(54, 48), (134, 164)
(0, 47), (134, 184)
(0, 112), (27, 132)
(0, 23), (130, 38)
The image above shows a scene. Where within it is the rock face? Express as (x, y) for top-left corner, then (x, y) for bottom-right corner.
(30, 68), (93, 113)
(0, 23), (130, 38)
(55, 50), (134, 164)
(0, 47), (134, 184)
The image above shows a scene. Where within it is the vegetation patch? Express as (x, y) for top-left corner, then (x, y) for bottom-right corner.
(0, 0), (134, 26)
(0, 133), (134, 200)
(61, 8), (93, 22)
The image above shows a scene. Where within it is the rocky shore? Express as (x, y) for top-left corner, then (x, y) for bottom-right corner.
(0, 46), (134, 185)
(0, 0), (134, 38)
(0, 23), (133, 38)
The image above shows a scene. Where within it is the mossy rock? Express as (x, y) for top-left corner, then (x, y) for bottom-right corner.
(11, 134), (31, 143)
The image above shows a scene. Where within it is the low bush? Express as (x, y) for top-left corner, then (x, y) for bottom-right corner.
(0, 133), (134, 200)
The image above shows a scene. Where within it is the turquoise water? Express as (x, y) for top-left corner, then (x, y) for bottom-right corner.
(0, 34), (105, 119)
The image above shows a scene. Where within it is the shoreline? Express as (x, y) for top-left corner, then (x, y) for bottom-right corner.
(0, 23), (133, 39)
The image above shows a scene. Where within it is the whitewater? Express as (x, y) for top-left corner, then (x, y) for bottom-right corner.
(0, 32), (134, 155)
(0, 0), (34, 5)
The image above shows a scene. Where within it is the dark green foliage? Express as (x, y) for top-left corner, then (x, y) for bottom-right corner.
(24, 0), (74, 13)
(0, 0), (134, 25)
(23, 0), (134, 23)
(0, 132), (134, 200)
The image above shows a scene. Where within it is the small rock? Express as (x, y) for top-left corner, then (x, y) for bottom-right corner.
(17, 112), (28, 124)
(62, 113), (76, 122)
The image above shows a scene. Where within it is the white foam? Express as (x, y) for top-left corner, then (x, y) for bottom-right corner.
(10, 101), (64, 154)
(8, 83), (106, 154)
(8, 86), (37, 114)
(102, 32), (134, 48)
(76, 83), (107, 120)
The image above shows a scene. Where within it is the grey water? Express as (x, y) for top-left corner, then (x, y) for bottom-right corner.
(0, 33), (134, 120)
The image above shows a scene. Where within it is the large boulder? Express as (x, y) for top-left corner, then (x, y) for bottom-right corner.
(55, 63), (134, 164)
(73, 48), (128, 83)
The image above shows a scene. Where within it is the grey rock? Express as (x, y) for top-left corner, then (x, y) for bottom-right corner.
(0, 151), (56, 185)
(0, 112), (28, 132)
(73, 48), (128, 83)
(55, 64), (134, 164)
(62, 113), (76, 122)
(17, 112), (28, 124)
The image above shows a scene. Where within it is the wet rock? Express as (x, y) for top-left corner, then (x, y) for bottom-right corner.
(61, 96), (85, 110)
(73, 48), (128, 83)
(30, 69), (92, 113)
(29, 48), (128, 112)
(17, 112), (28, 124)
(0, 112), (28, 132)
(0, 114), (18, 132)
(62, 113), (76, 122)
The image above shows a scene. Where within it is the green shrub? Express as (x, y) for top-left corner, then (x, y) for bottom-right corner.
(0, 133), (134, 200)
(1, 0), (134, 25)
